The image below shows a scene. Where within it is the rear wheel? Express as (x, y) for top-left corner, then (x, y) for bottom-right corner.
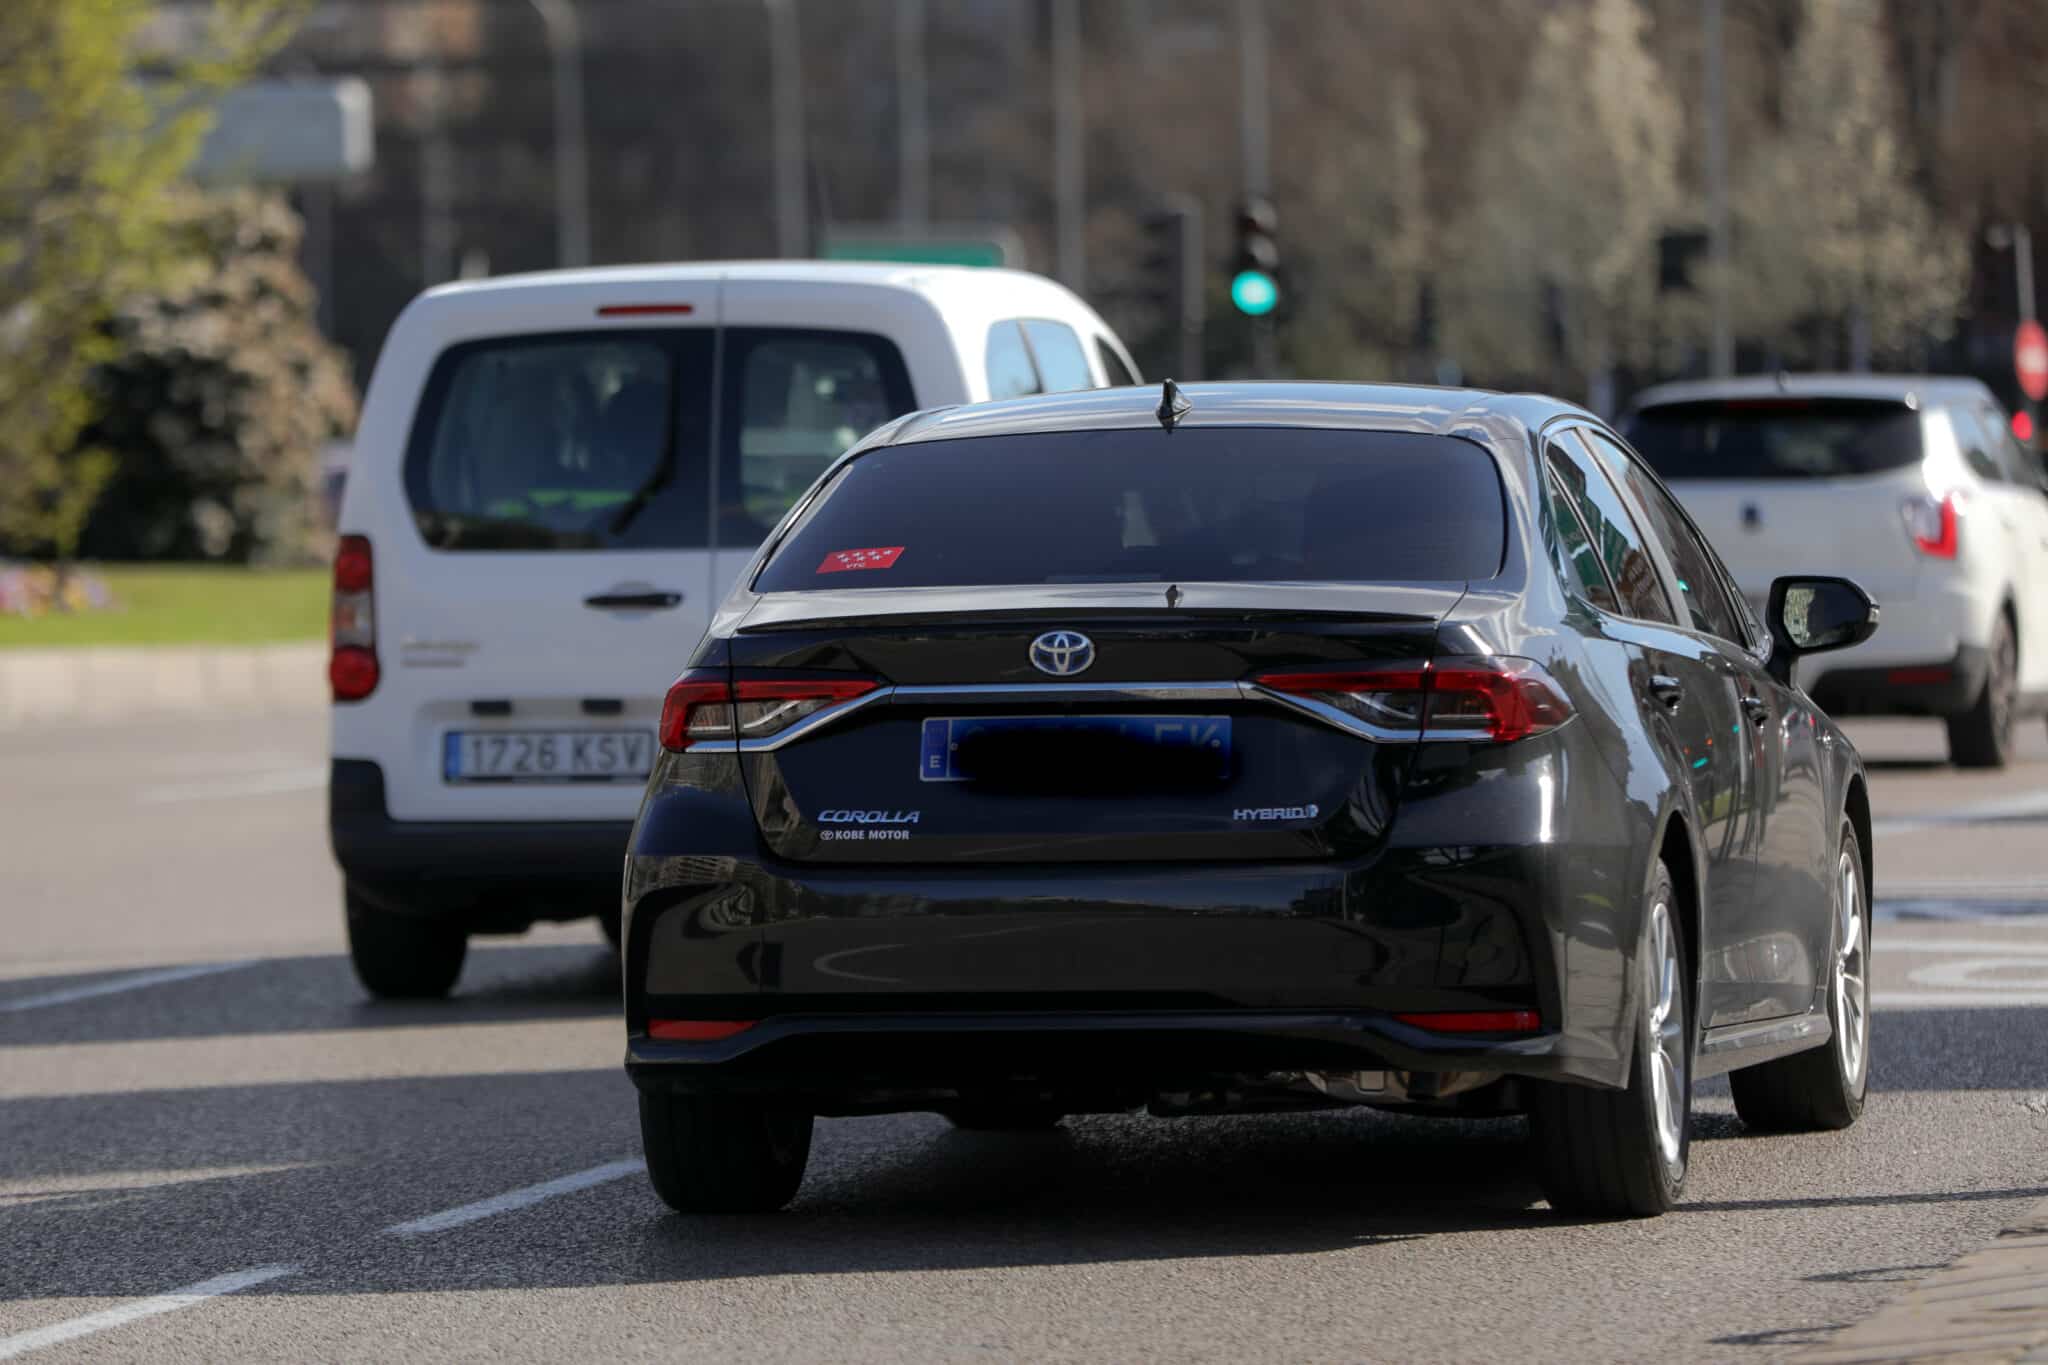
(345, 886), (466, 1000)
(599, 905), (623, 953)
(1529, 861), (1690, 1218)
(940, 1100), (1066, 1131)
(1729, 824), (1869, 1131)
(640, 1092), (813, 1214)
(1948, 616), (2016, 768)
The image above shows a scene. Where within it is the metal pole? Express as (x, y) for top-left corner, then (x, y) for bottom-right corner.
(529, 0), (590, 268)
(1237, 0), (1269, 199)
(419, 61), (455, 287)
(767, 0), (808, 258)
(1051, 0), (1084, 291)
(1704, 0), (1732, 376)
(896, 0), (929, 230)
(2017, 223), (2036, 326)
(1239, 0), (1275, 376)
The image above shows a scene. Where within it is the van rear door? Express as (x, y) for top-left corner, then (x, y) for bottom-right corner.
(370, 306), (918, 823)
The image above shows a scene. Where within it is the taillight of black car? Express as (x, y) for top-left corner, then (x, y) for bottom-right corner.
(659, 669), (882, 751)
(1255, 656), (1572, 743)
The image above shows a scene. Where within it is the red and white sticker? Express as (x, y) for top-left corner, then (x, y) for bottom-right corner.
(817, 546), (905, 575)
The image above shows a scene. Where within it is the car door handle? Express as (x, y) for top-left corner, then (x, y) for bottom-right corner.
(1647, 675), (1685, 712)
(583, 591), (683, 610)
(1741, 692), (1771, 725)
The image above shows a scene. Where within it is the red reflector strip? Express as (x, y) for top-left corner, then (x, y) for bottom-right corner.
(597, 303), (695, 316)
(1393, 1010), (1542, 1034)
(648, 1019), (757, 1041)
(1886, 666), (1952, 686)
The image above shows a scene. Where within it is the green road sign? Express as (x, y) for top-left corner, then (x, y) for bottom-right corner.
(1230, 269), (1279, 317)
(820, 224), (1021, 269)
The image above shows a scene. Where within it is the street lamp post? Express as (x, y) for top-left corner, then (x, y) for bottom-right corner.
(766, 0), (808, 258)
(529, 0), (591, 269)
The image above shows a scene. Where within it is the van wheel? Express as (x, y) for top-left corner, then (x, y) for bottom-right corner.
(1730, 823), (1870, 1131)
(345, 886), (467, 1000)
(599, 906), (623, 953)
(1948, 617), (2016, 768)
(1529, 861), (1690, 1218)
(640, 1092), (813, 1213)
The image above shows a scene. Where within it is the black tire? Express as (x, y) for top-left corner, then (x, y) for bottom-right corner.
(345, 885), (466, 1000)
(1947, 615), (2016, 769)
(940, 1100), (1066, 1131)
(640, 1092), (813, 1214)
(1529, 861), (1691, 1218)
(599, 905), (623, 953)
(1729, 823), (1870, 1132)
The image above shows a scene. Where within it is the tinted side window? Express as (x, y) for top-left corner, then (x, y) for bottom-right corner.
(1548, 431), (1677, 624)
(1593, 435), (1745, 643)
(1545, 463), (1621, 613)
(1095, 336), (1139, 386)
(1980, 402), (2039, 486)
(1949, 405), (2003, 482)
(1022, 319), (1096, 392)
(985, 322), (1040, 399)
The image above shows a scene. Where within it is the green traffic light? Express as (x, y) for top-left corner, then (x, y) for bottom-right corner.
(1231, 269), (1278, 317)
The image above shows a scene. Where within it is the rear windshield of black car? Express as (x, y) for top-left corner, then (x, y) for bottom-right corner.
(1623, 398), (1923, 481)
(752, 427), (1506, 591)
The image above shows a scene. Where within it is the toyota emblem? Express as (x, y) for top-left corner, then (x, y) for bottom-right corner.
(1029, 631), (1095, 677)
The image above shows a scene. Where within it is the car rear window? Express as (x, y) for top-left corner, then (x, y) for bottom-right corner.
(404, 328), (912, 551)
(753, 427), (1505, 591)
(1623, 398), (1923, 481)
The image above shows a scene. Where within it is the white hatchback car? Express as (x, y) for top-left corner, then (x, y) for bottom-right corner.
(1624, 374), (2048, 768)
(329, 262), (1140, 997)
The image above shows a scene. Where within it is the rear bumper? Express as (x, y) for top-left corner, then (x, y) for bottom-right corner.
(330, 758), (630, 926)
(1807, 643), (1988, 718)
(624, 1008), (1590, 1108)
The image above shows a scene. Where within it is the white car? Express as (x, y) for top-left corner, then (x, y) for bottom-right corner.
(328, 261), (1141, 998)
(1624, 374), (2048, 768)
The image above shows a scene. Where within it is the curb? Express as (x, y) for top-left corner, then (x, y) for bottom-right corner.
(0, 643), (327, 730)
(1795, 1195), (2048, 1363)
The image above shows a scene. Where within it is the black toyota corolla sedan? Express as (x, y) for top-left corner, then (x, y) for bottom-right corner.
(621, 381), (1879, 1219)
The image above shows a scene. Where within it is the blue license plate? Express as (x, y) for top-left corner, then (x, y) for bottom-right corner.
(918, 715), (1231, 783)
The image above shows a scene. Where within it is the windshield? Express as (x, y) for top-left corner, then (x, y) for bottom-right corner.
(753, 427), (1506, 592)
(1623, 398), (1924, 481)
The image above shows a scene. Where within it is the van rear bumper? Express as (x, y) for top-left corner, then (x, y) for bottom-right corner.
(329, 758), (630, 928)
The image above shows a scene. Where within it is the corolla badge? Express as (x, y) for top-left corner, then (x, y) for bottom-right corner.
(1029, 630), (1095, 677)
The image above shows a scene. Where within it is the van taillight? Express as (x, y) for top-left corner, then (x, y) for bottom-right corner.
(659, 670), (880, 752)
(1256, 657), (1574, 743)
(1902, 492), (1961, 559)
(330, 534), (378, 702)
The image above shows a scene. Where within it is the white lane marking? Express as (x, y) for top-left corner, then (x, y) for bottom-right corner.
(382, 1158), (644, 1237)
(1876, 901), (2048, 922)
(133, 765), (327, 806)
(0, 1264), (298, 1361)
(1875, 937), (2048, 954)
(1907, 954), (2048, 990)
(1875, 788), (2048, 834)
(0, 961), (253, 1014)
(1875, 989), (2048, 1008)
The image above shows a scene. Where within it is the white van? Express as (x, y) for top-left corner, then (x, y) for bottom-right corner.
(329, 262), (1140, 998)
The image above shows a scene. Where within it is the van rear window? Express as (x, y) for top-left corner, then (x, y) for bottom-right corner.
(1624, 398), (1923, 481)
(754, 427), (1506, 591)
(404, 328), (913, 550)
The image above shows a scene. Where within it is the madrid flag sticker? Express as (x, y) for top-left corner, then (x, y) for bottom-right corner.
(817, 546), (905, 575)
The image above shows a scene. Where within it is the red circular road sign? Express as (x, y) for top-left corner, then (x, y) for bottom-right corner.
(2016, 320), (2048, 402)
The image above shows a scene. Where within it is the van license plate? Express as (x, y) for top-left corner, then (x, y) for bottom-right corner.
(444, 730), (654, 783)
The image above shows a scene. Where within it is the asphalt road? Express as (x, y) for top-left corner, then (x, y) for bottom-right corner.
(2, 710), (2045, 1363)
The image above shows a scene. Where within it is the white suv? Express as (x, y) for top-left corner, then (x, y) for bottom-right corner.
(329, 262), (1140, 998)
(1624, 374), (2048, 768)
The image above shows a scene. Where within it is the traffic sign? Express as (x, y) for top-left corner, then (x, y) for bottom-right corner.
(820, 224), (1022, 269)
(2015, 320), (2048, 402)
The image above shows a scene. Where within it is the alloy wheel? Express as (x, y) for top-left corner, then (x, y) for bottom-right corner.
(1644, 896), (1687, 1170)
(1833, 850), (1870, 1092)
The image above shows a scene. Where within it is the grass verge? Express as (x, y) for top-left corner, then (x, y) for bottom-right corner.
(0, 565), (327, 649)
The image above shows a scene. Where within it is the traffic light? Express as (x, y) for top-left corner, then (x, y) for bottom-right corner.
(1138, 195), (1203, 380)
(1230, 197), (1279, 317)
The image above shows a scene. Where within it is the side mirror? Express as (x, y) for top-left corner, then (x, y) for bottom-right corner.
(1765, 576), (1880, 687)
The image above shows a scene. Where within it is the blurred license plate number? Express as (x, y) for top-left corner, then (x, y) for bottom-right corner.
(445, 730), (653, 782)
(919, 715), (1230, 782)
